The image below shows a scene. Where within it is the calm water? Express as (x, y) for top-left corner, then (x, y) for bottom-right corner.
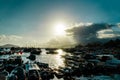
(0, 49), (66, 68)
(22, 49), (66, 69)
(1, 49), (120, 80)
(35, 49), (66, 68)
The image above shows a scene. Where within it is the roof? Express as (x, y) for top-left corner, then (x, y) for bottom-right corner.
(26, 63), (40, 71)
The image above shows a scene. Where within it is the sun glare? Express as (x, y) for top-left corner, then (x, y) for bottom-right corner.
(54, 22), (66, 36)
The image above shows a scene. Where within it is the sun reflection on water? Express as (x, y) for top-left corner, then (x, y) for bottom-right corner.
(55, 49), (65, 68)
(56, 49), (64, 55)
(33, 49), (66, 68)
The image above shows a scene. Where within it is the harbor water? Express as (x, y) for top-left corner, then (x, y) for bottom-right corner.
(22, 49), (66, 69)
(1, 49), (120, 80)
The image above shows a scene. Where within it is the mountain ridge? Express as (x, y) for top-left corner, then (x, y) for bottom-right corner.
(0, 44), (19, 48)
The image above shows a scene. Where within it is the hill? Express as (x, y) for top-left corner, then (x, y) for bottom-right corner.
(0, 44), (19, 48)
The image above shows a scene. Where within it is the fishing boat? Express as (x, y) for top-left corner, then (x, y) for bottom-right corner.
(8, 67), (26, 80)
(35, 62), (49, 68)
(31, 49), (41, 55)
(34, 61), (54, 80)
(54, 67), (73, 79)
(54, 69), (64, 79)
(39, 67), (54, 80)
(0, 59), (4, 71)
(46, 49), (58, 54)
(92, 75), (113, 80)
(0, 69), (9, 80)
(25, 63), (42, 80)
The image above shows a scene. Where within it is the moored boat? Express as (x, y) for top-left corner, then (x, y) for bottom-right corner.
(8, 67), (26, 80)
(0, 59), (4, 71)
(31, 49), (41, 55)
(25, 63), (41, 80)
(0, 69), (9, 80)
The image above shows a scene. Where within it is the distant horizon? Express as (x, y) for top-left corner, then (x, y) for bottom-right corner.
(0, 38), (120, 48)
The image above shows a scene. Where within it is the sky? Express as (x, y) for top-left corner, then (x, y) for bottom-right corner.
(0, 0), (120, 47)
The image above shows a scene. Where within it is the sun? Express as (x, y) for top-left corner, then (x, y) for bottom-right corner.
(54, 22), (66, 36)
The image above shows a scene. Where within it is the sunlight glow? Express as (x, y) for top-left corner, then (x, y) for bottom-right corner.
(54, 22), (66, 36)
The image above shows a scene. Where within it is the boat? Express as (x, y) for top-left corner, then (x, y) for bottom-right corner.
(5, 55), (23, 73)
(34, 61), (54, 80)
(0, 69), (9, 80)
(7, 55), (23, 65)
(28, 70), (41, 80)
(25, 63), (42, 80)
(54, 67), (73, 79)
(35, 62), (49, 68)
(27, 54), (36, 61)
(8, 67), (26, 80)
(31, 49), (41, 55)
(40, 69), (54, 80)
(25, 63), (40, 71)
(73, 76), (90, 80)
(105, 58), (120, 68)
(54, 69), (64, 79)
(96, 54), (114, 62)
(0, 59), (4, 71)
(92, 75), (113, 80)
(46, 49), (58, 54)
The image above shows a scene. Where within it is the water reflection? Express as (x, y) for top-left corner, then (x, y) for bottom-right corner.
(55, 49), (65, 68)
(56, 49), (64, 56)
(36, 49), (66, 69)
(0, 49), (66, 69)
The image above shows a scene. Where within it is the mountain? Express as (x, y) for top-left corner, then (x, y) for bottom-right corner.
(0, 44), (19, 48)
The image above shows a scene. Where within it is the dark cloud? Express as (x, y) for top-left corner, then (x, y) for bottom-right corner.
(66, 23), (120, 44)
